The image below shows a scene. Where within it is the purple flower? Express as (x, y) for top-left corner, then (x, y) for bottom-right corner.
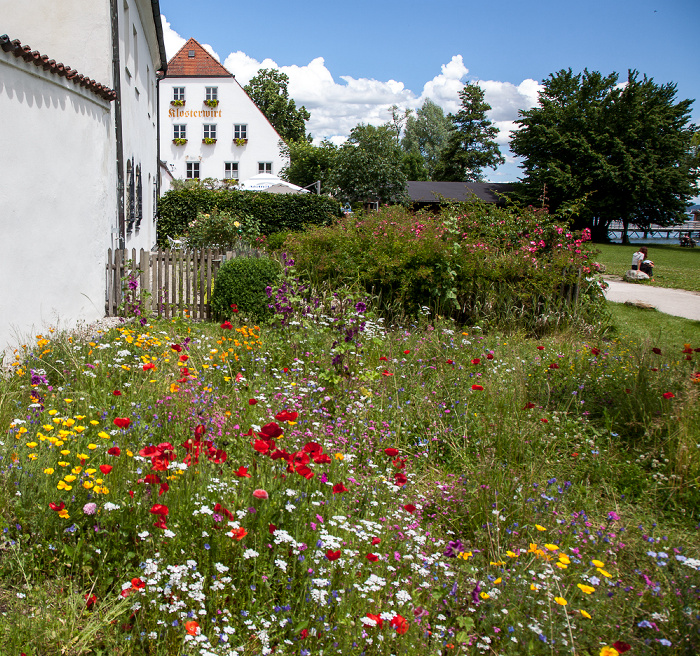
(83, 503), (97, 516)
(444, 539), (464, 558)
(470, 582), (481, 605)
(355, 301), (367, 313)
(608, 511), (621, 521)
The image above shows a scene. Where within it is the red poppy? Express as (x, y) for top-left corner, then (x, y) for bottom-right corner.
(269, 523), (277, 534)
(253, 489), (269, 499)
(99, 464), (113, 475)
(590, 347), (600, 356)
(142, 362), (156, 371)
(209, 449), (227, 464)
(259, 422), (284, 439)
(326, 549), (341, 561)
(537, 345), (545, 350)
(571, 452), (579, 458)
(249, 398), (258, 406)
(682, 345), (693, 354)
(303, 441), (323, 455)
(171, 344), (182, 353)
(549, 363), (560, 369)
(220, 320), (232, 330)
(179, 354), (188, 362)
(234, 466), (251, 478)
(107, 446), (121, 456)
(371, 537), (381, 545)
(275, 410), (298, 422)
(541, 418), (549, 423)
(153, 517), (167, 529)
(230, 303), (239, 313)
(332, 482), (348, 494)
(393, 457), (406, 470)
(366, 553), (379, 562)
(299, 629), (309, 639)
(384, 448), (399, 457)
(253, 440), (271, 455)
(404, 350), (410, 354)
(381, 370), (393, 377)
(185, 620), (200, 636)
(471, 384), (483, 391)
(366, 613), (383, 629)
(149, 504), (169, 516)
(159, 482), (169, 496)
(394, 472), (407, 487)
(131, 577), (146, 589)
(314, 453), (332, 464)
(231, 527), (247, 541)
(379, 356), (388, 361)
(662, 392), (675, 399)
(651, 368), (659, 372)
(113, 417), (131, 429)
(523, 402), (535, 409)
(390, 614), (409, 634)
(49, 501), (65, 512)
(486, 353), (494, 360)
(84, 593), (97, 610)
(625, 388), (632, 394)
(612, 642), (631, 654)
(471, 358), (481, 365)
(283, 367), (289, 373)
(139, 445), (161, 458)
(686, 354), (693, 361)
(113, 390), (122, 396)
(403, 504), (416, 513)
(652, 347), (662, 354)
(296, 464), (315, 480)
(446, 359), (454, 364)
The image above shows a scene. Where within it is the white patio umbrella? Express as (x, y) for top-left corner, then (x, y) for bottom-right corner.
(238, 174), (308, 193)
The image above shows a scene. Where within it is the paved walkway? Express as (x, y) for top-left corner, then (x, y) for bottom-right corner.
(603, 278), (700, 321)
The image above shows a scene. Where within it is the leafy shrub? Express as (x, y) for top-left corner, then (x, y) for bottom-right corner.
(186, 209), (260, 250)
(210, 256), (281, 321)
(157, 185), (342, 246)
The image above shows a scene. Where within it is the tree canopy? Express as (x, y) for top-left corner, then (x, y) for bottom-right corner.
(279, 140), (339, 194)
(434, 83), (504, 182)
(327, 124), (408, 205)
(402, 99), (453, 180)
(244, 69), (311, 143)
(510, 68), (699, 242)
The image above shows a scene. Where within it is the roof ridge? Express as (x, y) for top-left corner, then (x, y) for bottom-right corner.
(165, 37), (233, 78)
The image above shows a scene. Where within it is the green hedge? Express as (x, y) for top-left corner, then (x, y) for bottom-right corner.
(157, 187), (341, 246)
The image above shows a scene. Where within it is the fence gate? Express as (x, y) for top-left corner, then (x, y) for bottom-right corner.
(106, 247), (251, 319)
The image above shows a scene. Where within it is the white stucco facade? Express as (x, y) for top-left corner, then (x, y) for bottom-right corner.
(0, 0), (166, 353)
(159, 40), (288, 187)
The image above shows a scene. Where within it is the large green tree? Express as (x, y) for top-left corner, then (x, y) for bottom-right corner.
(244, 69), (311, 143)
(434, 83), (504, 182)
(279, 140), (339, 193)
(401, 99), (452, 179)
(327, 124), (408, 205)
(510, 69), (699, 242)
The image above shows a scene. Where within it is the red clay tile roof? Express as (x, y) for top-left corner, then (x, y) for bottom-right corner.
(165, 38), (233, 78)
(0, 34), (116, 101)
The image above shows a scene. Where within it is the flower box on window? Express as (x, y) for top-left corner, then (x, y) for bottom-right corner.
(170, 100), (185, 107)
(234, 138), (248, 146)
(204, 99), (219, 108)
(172, 138), (188, 146)
(202, 138), (217, 145)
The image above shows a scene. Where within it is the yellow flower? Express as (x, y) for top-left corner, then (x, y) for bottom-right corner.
(58, 509), (70, 519)
(597, 568), (612, 578)
(76, 453), (89, 460)
(506, 550), (519, 558)
(558, 554), (570, 564)
(490, 560), (506, 566)
(170, 383), (180, 393)
(57, 461), (69, 467)
(57, 481), (72, 491)
(530, 583), (540, 591)
(86, 468), (97, 475)
(98, 432), (110, 439)
(71, 466), (82, 474)
(90, 420), (100, 426)
(100, 486), (109, 495)
(60, 449), (70, 456)
(48, 410), (58, 416)
(554, 597), (567, 606)
(580, 609), (592, 619)
(64, 399), (73, 403)
(27, 453), (38, 460)
(127, 450), (134, 457)
(83, 481), (94, 489)
(457, 551), (472, 560)
(93, 485), (102, 494)
(334, 453), (345, 460)
(64, 475), (77, 483)
(25, 441), (38, 448)
(535, 524), (546, 531)
(578, 583), (595, 594)
(555, 562), (568, 569)
(591, 559), (605, 568)
(63, 418), (75, 427)
(493, 577), (502, 584)
(87, 444), (97, 450)
(74, 426), (86, 433)
(43, 468), (55, 475)
(600, 647), (620, 656)
(75, 415), (85, 420)
(479, 592), (490, 600)
(544, 544), (559, 551)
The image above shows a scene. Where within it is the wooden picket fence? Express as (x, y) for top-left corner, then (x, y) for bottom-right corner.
(105, 246), (265, 319)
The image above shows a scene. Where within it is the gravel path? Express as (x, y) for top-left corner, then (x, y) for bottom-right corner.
(603, 278), (700, 321)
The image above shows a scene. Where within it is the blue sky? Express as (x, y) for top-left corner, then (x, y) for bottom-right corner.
(160, 0), (699, 186)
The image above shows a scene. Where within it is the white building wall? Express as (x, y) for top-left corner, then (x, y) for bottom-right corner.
(159, 77), (288, 185)
(0, 50), (114, 352)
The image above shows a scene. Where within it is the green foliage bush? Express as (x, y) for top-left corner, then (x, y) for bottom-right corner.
(284, 203), (608, 333)
(157, 185), (341, 246)
(210, 256), (281, 321)
(187, 209), (260, 250)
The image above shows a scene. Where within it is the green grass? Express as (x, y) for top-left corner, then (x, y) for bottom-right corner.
(592, 242), (700, 292)
(607, 302), (700, 345)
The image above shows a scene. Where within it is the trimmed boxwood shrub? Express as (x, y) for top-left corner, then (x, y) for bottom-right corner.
(157, 187), (342, 246)
(211, 257), (282, 321)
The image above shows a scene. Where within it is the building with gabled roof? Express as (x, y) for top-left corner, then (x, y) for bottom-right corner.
(159, 38), (288, 189)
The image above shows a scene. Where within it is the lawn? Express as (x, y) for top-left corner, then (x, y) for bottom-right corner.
(0, 299), (698, 655)
(592, 242), (700, 292)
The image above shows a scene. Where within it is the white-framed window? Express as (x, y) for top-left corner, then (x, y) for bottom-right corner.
(234, 124), (247, 140)
(205, 87), (218, 101)
(186, 162), (200, 179)
(224, 162), (239, 180)
(203, 124), (217, 140)
(258, 162), (272, 175)
(173, 124), (186, 139)
(173, 87), (185, 101)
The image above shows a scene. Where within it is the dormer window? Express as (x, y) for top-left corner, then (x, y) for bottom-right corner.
(188, 50), (195, 58)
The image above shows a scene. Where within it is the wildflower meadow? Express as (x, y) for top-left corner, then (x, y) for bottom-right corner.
(1, 207), (699, 655)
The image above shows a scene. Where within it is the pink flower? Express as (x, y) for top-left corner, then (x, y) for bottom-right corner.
(253, 489), (269, 500)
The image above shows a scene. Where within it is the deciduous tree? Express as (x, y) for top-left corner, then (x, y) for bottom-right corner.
(510, 69), (699, 242)
(280, 140), (338, 193)
(401, 99), (452, 179)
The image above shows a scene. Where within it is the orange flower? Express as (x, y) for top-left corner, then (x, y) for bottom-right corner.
(231, 527), (247, 541)
(185, 620), (200, 635)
